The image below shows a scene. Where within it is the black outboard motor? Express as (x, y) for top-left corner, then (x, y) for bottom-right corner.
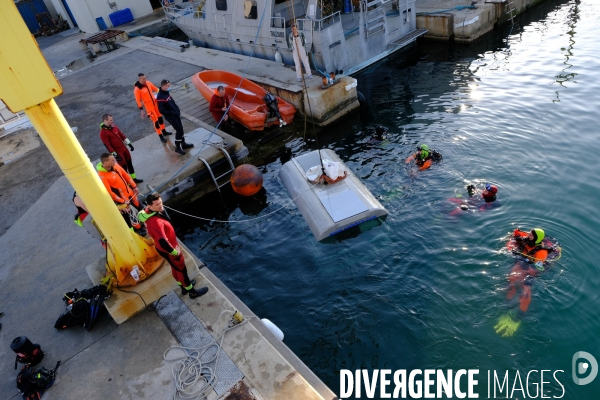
(11, 336), (44, 370)
(263, 92), (285, 127)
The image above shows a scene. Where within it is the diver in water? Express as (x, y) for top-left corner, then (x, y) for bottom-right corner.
(495, 228), (561, 337)
(448, 183), (499, 215)
(468, 183), (498, 203)
(506, 228), (560, 312)
(373, 126), (387, 140)
(405, 144), (442, 170)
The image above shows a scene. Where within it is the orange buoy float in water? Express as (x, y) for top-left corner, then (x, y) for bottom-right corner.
(230, 164), (263, 196)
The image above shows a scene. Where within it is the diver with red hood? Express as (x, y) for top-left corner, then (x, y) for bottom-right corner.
(447, 183), (500, 215)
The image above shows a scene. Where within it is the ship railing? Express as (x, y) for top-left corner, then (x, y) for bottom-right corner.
(163, 2), (204, 20)
(313, 11), (341, 32)
(271, 16), (286, 29)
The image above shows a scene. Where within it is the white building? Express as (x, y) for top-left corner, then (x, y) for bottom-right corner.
(49, 0), (160, 33)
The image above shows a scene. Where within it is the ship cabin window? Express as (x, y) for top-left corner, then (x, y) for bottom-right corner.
(216, 0), (227, 11)
(244, 0), (258, 19)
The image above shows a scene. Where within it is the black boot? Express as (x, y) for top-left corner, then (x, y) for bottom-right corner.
(133, 177), (144, 184)
(159, 134), (167, 143)
(175, 141), (185, 155)
(181, 141), (194, 149)
(188, 287), (208, 299)
(181, 280), (196, 295)
(162, 129), (173, 136)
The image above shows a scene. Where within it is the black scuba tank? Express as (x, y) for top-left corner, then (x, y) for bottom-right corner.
(11, 336), (44, 370)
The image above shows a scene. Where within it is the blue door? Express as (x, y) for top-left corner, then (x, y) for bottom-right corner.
(16, 0), (50, 34)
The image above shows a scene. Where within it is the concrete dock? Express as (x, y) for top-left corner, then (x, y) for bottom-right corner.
(417, 0), (547, 42)
(0, 27), (337, 400)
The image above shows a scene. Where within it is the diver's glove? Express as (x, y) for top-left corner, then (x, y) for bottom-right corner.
(494, 312), (521, 337)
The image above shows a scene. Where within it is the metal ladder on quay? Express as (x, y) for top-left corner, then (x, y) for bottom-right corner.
(198, 144), (236, 193)
(506, 0), (516, 25)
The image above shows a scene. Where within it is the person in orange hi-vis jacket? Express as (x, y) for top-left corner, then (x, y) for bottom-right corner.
(134, 73), (171, 143)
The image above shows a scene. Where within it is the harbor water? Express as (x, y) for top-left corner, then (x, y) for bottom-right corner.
(171, 0), (600, 397)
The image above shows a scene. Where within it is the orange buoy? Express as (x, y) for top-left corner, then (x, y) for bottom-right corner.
(230, 164), (263, 196)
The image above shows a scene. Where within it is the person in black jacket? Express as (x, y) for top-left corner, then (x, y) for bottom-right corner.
(156, 79), (194, 155)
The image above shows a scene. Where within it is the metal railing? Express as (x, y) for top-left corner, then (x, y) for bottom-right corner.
(313, 11), (341, 31)
(163, 2), (204, 20)
(271, 15), (285, 29)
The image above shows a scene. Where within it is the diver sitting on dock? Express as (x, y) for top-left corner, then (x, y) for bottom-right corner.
(405, 144), (442, 170)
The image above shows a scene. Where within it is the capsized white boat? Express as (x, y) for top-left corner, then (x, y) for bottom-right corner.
(279, 149), (388, 241)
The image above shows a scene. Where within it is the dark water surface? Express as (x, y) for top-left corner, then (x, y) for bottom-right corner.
(172, 1), (600, 398)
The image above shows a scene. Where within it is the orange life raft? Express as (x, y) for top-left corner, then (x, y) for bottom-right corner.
(191, 70), (296, 131)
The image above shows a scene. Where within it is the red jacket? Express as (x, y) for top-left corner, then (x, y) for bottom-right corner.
(138, 210), (178, 254)
(209, 93), (230, 122)
(99, 123), (128, 155)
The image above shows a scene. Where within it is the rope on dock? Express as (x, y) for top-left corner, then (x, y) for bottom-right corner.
(164, 309), (256, 399)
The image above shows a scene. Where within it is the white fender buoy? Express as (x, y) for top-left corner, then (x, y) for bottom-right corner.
(275, 50), (283, 64)
(261, 318), (284, 341)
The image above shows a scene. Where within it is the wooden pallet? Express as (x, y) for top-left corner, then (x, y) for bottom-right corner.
(171, 75), (218, 127)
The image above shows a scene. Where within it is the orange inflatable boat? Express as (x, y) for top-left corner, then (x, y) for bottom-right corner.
(192, 70), (296, 131)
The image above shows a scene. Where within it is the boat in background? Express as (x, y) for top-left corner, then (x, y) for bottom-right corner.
(164, 0), (425, 76)
(191, 70), (296, 131)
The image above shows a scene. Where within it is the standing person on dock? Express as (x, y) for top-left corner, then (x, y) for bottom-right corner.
(209, 85), (231, 127)
(134, 73), (171, 143)
(99, 114), (143, 183)
(96, 153), (145, 235)
(138, 193), (209, 299)
(288, 24), (313, 82)
(157, 79), (194, 155)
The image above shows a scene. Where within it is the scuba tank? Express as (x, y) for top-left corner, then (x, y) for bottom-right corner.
(11, 336), (44, 370)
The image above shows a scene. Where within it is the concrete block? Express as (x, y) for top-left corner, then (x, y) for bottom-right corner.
(86, 243), (201, 324)
(417, 13), (454, 40)
(453, 6), (497, 42)
(303, 76), (360, 126)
